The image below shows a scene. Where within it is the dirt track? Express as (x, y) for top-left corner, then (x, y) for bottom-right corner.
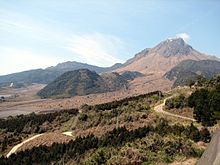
(154, 97), (196, 121)
(6, 134), (44, 158)
(6, 132), (74, 158)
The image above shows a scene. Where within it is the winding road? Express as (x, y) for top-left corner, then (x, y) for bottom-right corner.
(7, 97), (196, 158)
(154, 97), (196, 122)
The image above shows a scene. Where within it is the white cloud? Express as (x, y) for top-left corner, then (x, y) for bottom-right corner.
(65, 33), (124, 67)
(176, 33), (190, 42)
(0, 47), (62, 75)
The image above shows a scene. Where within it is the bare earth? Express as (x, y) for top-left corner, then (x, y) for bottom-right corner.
(0, 79), (171, 118)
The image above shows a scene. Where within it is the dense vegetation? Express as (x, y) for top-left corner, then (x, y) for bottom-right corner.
(0, 109), (78, 133)
(38, 69), (128, 98)
(0, 118), (209, 165)
(0, 89), (213, 164)
(86, 91), (162, 111)
(0, 91), (161, 156)
(0, 109), (78, 153)
(165, 94), (188, 110)
(76, 91), (161, 131)
(188, 86), (220, 126)
(165, 75), (220, 127)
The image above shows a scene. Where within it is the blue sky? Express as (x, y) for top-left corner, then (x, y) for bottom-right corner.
(0, 0), (220, 75)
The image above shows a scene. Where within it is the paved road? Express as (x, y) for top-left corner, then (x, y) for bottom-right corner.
(154, 97), (196, 122)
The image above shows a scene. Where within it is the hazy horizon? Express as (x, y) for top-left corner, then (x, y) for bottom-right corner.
(1, 0), (220, 75)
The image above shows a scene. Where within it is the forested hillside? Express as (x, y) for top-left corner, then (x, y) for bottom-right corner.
(0, 91), (209, 164)
(38, 69), (129, 98)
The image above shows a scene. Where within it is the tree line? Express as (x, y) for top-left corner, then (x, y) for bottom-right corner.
(0, 118), (210, 165)
(0, 109), (78, 133)
(82, 91), (163, 111)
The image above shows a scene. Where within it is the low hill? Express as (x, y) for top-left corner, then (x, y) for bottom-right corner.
(164, 60), (220, 87)
(0, 62), (122, 87)
(37, 69), (128, 98)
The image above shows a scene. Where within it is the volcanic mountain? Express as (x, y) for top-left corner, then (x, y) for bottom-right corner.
(1, 37), (219, 94)
(114, 38), (219, 93)
(117, 38), (217, 74)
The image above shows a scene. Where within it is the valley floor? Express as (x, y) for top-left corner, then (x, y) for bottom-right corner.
(0, 79), (171, 118)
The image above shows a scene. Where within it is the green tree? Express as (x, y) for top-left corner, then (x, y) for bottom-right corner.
(209, 89), (220, 119)
(188, 89), (216, 126)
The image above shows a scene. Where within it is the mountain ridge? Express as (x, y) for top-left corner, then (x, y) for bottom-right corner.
(0, 37), (219, 93)
(164, 59), (220, 87)
(116, 38), (218, 74)
(0, 62), (123, 87)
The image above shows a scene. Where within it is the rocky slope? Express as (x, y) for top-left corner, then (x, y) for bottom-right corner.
(117, 38), (217, 74)
(115, 38), (218, 91)
(164, 60), (220, 87)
